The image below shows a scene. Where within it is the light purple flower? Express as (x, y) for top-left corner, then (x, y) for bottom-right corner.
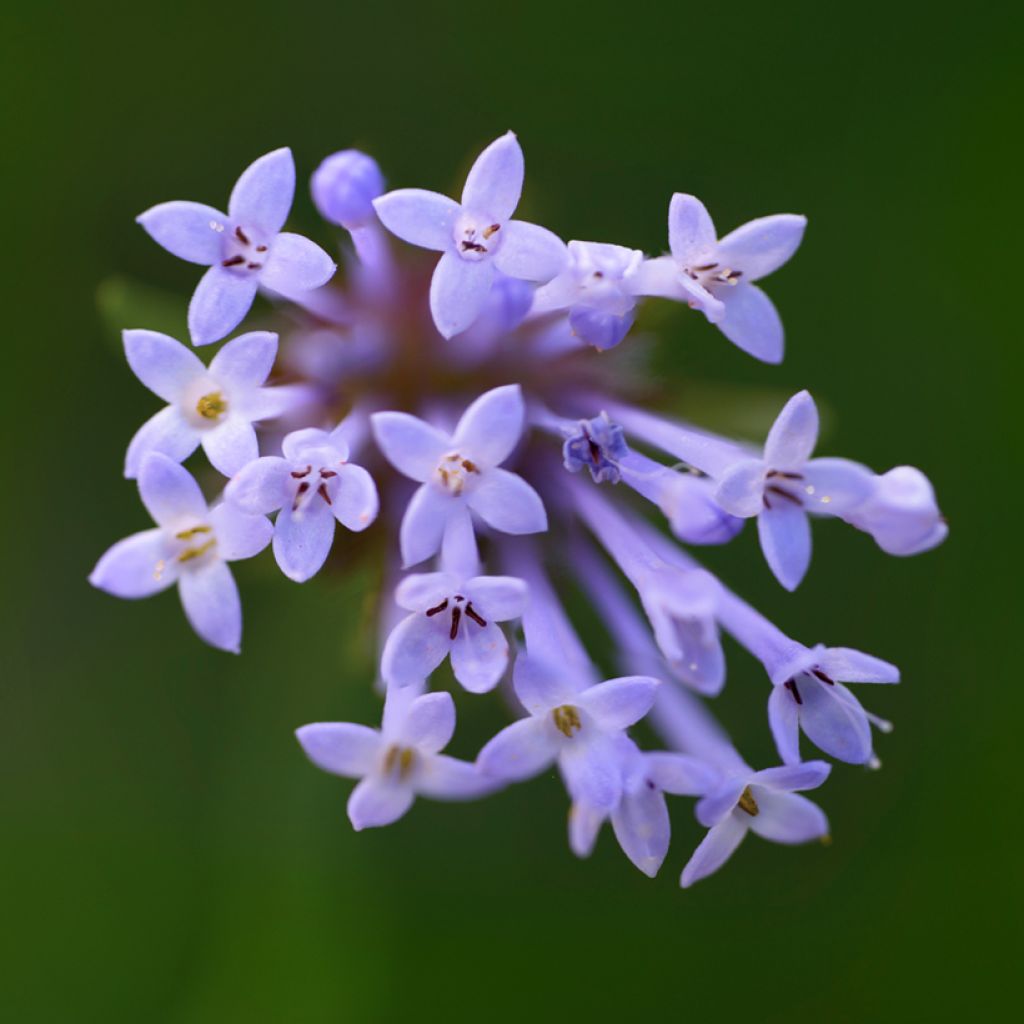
(478, 653), (659, 810)
(531, 241), (645, 350)
(844, 465), (947, 555)
(373, 132), (567, 338)
(637, 193), (806, 363)
(767, 643), (899, 765)
(371, 384), (547, 567)
(681, 759), (831, 888)
(562, 413), (629, 483)
(713, 390), (875, 590)
(296, 686), (496, 831)
(311, 149), (385, 229)
(224, 421), (379, 582)
(569, 735), (719, 877)
(138, 148), (336, 346)
(89, 453), (271, 653)
(123, 329), (309, 479)
(381, 570), (527, 693)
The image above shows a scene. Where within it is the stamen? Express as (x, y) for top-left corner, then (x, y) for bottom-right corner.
(235, 226), (250, 245)
(766, 485), (802, 505)
(812, 669), (836, 685)
(784, 678), (803, 704)
(465, 603), (487, 627)
(383, 744), (416, 780)
(246, 262), (262, 270)
(196, 392), (227, 420)
(320, 469), (337, 478)
(552, 705), (582, 737)
(425, 599), (449, 617)
(737, 786), (760, 816)
(177, 538), (216, 563)
(450, 605), (462, 640)
(291, 466), (312, 479)
(693, 262), (718, 271)
(175, 525), (212, 540)
(317, 483), (332, 505)
(461, 240), (487, 253)
(482, 223), (501, 239)
(255, 244), (268, 252)
(221, 255), (246, 267)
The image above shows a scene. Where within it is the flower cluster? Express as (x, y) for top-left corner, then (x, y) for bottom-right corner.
(91, 133), (946, 887)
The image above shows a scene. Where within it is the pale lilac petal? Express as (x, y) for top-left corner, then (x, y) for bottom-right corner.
(569, 802), (606, 858)
(668, 193), (717, 263)
(381, 613), (451, 688)
(612, 785), (670, 877)
(467, 469), (547, 535)
(209, 502), (272, 561)
(716, 214), (807, 281)
(372, 189), (459, 251)
(347, 777), (415, 831)
(768, 685), (802, 765)
(124, 406), (199, 479)
(272, 500), (335, 582)
(332, 463), (378, 532)
(478, 717), (558, 782)
(224, 456), (291, 514)
(765, 390), (819, 469)
(228, 147), (295, 234)
(136, 201), (227, 265)
(819, 647), (900, 684)
(463, 575), (528, 621)
(800, 681), (873, 764)
(208, 330), (278, 390)
(511, 654), (577, 715)
(461, 131), (523, 222)
(241, 385), (315, 423)
(201, 417), (259, 478)
(669, 618), (726, 696)
(630, 255), (685, 300)
(680, 814), (748, 887)
(399, 484), (455, 567)
(89, 529), (176, 598)
(559, 731), (622, 810)
(696, 777), (750, 828)
(492, 221), (566, 282)
(644, 752), (720, 796)
(845, 466), (947, 556)
(718, 283), (784, 364)
(451, 620), (509, 693)
(178, 561), (241, 653)
(682, 276), (727, 323)
(758, 502), (811, 591)
(138, 453), (207, 527)
(452, 384), (524, 467)
(123, 329), (204, 402)
(281, 428), (333, 462)
(394, 572), (459, 612)
(260, 233), (336, 294)
(295, 722), (382, 778)
(430, 251), (493, 339)
(748, 789), (828, 844)
(577, 676), (659, 731)
(713, 459), (766, 518)
(371, 412), (450, 482)
(417, 755), (497, 800)
(188, 267), (258, 347)
(752, 761), (831, 792)
(398, 691), (455, 753)
(802, 458), (875, 515)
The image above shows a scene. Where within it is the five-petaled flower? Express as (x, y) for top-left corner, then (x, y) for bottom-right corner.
(296, 686), (497, 831)
(373, 132), (567, 338)
(123, 329), (310, 479)
(89, 453), (271, 652)
(225, 421), (379, 582)
(371, 384), (547, 567)
(137, 148), (336, 346)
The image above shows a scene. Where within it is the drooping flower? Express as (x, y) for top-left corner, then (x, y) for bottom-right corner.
(373, 132), (567, 338)
(89, 453), (271, 652)
(371, 384), (547, 567)
(843, 465), (948, 555)
(225, 420), (379, 582)
(637, 193), (806, 363)
(296, 685), (496, 831)
(123, 329), (310, 478)
(138, 148), (336, 345)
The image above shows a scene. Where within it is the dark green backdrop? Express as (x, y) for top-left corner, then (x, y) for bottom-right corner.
(2, 2), (1019, 1021)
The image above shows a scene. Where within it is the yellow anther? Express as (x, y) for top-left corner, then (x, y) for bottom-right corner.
(552, 705), (582, 738)
(175, 525), (212, 540)
(196, 391), (228, 420)
(737, 786), (760, 816)
(177, 538), (216, 563)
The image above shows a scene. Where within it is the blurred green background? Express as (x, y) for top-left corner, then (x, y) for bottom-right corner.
(2, 1), (1020, 1020)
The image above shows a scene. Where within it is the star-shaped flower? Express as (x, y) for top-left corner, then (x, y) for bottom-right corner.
(138, 148), (336, 346)
(225, 421), (379, 582)
(478, 653), (660, 811)
(123, 329), (309, 479)
(382, 570), (527, 693)
(89, 453), (271, 652)
(767, 643), (899, 765)
(637, 193), (806, 363)
(681, 759), (831, 888)
(373, 132), (567, 338)
(371, 384), (547, 568)
(296, 686), (496, 831)
(713, 390), (875, 590)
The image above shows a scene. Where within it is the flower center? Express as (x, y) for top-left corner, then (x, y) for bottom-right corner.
(563, 414), (628, 484)
(683, 261), (743, 290)
(221, 224), (270, 274)
(382, 744), (417, 781)
(154, 523), (218, 580)
(425, 593), (488, 640)
(453, 211), (502, 262)
(737, 786), (760, 816)
(552, 704), (582, 737)
(290, 464), (339, 513)
(783, 667), (835, 705)
(435, 452), (479, 496)
(196, 391), (228, 421)
(762, 469), (806, 510)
